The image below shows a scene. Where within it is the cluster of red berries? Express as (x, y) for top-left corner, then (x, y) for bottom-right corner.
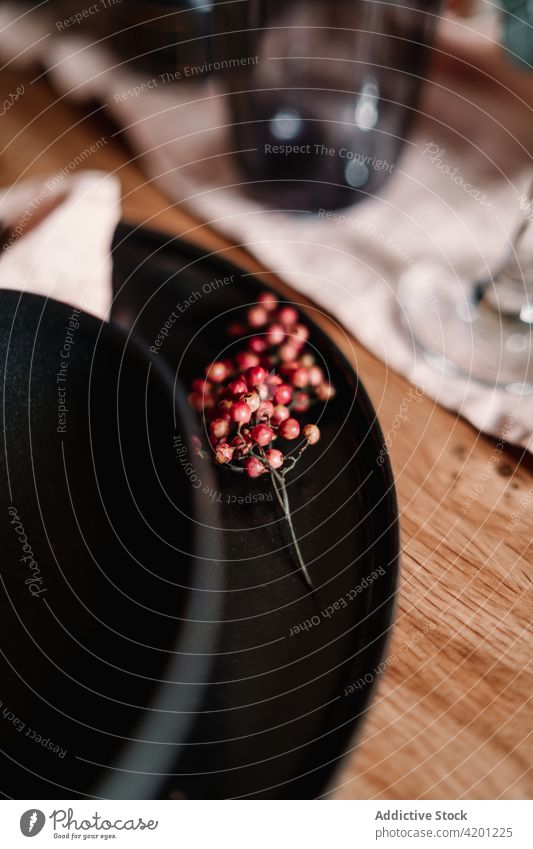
(188, 291), (335, 479)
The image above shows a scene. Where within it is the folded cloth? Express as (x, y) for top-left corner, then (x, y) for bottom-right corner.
(0, 171), (120, 319)
(1, 5), (531, 452)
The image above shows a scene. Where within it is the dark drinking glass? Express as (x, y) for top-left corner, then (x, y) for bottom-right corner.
(213, 0), (442, 210)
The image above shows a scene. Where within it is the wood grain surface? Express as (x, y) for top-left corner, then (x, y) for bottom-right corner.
(0, 64), (531, 801)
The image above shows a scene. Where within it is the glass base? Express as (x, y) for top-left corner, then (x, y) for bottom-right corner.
(398, 263), (533, 394)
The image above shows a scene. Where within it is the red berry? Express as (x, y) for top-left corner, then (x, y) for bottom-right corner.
(246, 366), (267, 387)
(265, 449), (284, 469)
(248, 306), (269, 328)
(251, 424), (273, 446)
(215, 442), (234, 464)
(244, 456), (266, 478)
(291, 367), (309, 388)
(303, 424), (320, 444)
(257, 400), (274, 420)
(231, 401), (252, 424)
(218, 398), (234, 413)
(292, 391), (310, 413)
(235, 351), (260, 370)
(308, 366), (324, 386)
(274, 384), (292, 405)
(205, 361), (227, 383)
(271, 404), (290, 426)
(259, 291), (278, 311)
(280, 418), (300, 440)
(278, 306), (298, 326)
(227, 379), (248, 396)
(243, 391), (260, 412)
(266, 323), (285, 346)
(210, 418), (230, 439)
(191, 378), (212, 395)
(248, 336), (267, 354)
(279, 342), (300, 362)
(188, 392), (214, 411)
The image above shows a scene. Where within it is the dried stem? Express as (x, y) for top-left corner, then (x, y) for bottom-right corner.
(270, 469), (314, 591)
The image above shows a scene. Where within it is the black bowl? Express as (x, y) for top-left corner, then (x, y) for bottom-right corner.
(108, 223), (400, 799)
(0, 289), (222, 799)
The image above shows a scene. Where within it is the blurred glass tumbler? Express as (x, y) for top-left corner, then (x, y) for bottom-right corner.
(212, 0), (442, 210)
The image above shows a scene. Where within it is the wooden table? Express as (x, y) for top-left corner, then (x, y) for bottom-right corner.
(1, 64), (531, 801)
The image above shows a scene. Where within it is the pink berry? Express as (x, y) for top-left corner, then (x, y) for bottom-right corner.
(191, 378), (212, 395)
(248, 306), (268, 328)
(278, 306), (298, 326)
(218, 398), (233, 413)
(231, 434), (251, 457)
(300, 353), (315, 367)
(302, 424), (320, 445)
(259, 291), (278, 311)
(271, 404), (290, 426)
(231, 401), (252, 424)
(280, 418), (300, 440)
(292, 391), (310, 413)
(235, 351), (259, 370)
(205, 361), (227, 383)
(251, 424), (273, 446)
(210, 418), (230, 439)
(188, 392), (204, 411)
(267, 323), (285, 346)
(292, 323), (309, 342)
(215, 442), (234, 464)
(279, 342), (299, 363)
(227, 379), (248, 396)
(316, 382), (336, 401)
(227, 322), (245, 337)
(244, 456), (266, 478)
(246, 366), (267, 387)
(265, 449), (284, 469)
(257, 400), (274, 420)
(191, 392), (214, 411)
(274, 384), (292, 405)
(291, 367), (309, 388)
(308, 366), (324, 386)
(248, 336), (267, 354)
(243, 391), (260, 413)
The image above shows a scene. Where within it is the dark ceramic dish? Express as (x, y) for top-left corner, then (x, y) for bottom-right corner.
(0, 225), (398, 799)
(108, 223), (400, 799)
(0, 290), (222, 800)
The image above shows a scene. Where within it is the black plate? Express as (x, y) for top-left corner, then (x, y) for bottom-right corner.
(108, 222), (400, 799)
(0, 289), (223, 800)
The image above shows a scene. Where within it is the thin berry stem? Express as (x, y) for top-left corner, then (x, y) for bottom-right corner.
(270, 470), (314, 591)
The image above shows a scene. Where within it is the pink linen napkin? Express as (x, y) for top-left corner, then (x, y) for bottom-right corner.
(0, 171), (120, 318)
